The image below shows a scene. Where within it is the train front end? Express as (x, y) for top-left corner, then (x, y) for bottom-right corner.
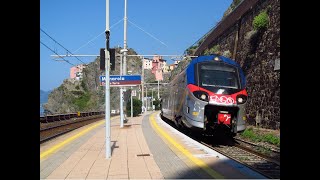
(183, 55), (247, 135)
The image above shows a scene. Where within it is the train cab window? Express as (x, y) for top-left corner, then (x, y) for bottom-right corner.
(198, 62), (240, 90)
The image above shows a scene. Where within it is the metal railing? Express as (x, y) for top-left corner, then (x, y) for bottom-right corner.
(40, 111), (106, 123)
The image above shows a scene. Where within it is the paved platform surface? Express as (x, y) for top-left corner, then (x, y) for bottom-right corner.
(40, 111), (266, 179)
(41, 112), (163, 179)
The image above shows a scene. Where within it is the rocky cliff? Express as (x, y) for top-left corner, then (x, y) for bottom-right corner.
(44, 48), (148, 114)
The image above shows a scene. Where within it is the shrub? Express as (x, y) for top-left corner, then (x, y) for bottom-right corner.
(73, 93), (91, 111)
(187, 47), (197, 55)
(231, 0), (242, 9)
(204, 45), (220, 55)
(204, 48), (210, 55)
(71, 90), (84, 96)
(126, 98), (142, 117)
(81, 80), (87, 91)
(240, 127), (280, 146)
(223, 50), (232, 58)
(253, 11), (269, 31)
(153, 98), (161, 110)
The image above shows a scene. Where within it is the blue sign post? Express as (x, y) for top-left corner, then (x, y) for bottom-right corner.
(100, 75), (141, 87)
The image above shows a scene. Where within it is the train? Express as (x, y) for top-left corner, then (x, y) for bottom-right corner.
(160, 54), (247, 136)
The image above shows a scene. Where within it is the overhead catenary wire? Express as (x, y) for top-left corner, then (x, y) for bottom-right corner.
(42, 17), (169, 60)
(40, 28), (85, 64)
(40, 41), (75, 66)
(73, 18), (124, 53)
(128, 19), (168, 47)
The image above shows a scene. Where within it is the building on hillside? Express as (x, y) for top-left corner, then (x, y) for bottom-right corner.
(174, 60), (181, 67)
(163, 60), (181, 73)
(143, 58), (153, 69)
(151, 55), (167, 72)
(169, 64), (176, 71)
(70, 64), (86, 80)
(163, 65), (170, 73)
(151, 55), (166, 81)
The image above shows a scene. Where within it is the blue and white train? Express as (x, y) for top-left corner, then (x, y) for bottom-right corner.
(160, 55), (248, 136)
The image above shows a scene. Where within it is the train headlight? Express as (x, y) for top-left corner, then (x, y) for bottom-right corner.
(193, 91), (209, 102)
(214, 56), (221, 61)
(236, 94), (247, 104)
(200, 94), (207, 100)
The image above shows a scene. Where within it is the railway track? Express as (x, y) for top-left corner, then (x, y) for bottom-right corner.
(234, 137), (280, 163)
(195, 131), (280, 179)
(200, 139), (280, 179)
(40, 115), (104, 144)
(160, 115), (280, 179)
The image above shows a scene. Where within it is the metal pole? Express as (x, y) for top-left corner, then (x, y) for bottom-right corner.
(131, 87), (133, 117)
(120, 54), (123, 128)
(145, 86), (147, 111)
(123, 0), (128, 75)
(157, 80), (160, 99)
(141, 57), (144, 113)
(120, 54), (122, 75)
(120, 88), (124, 127)
(138, 85), (141, 100)
(105, 0), (111, 159)
(152, 88), (153, 111)
(122, 0), (128, 122)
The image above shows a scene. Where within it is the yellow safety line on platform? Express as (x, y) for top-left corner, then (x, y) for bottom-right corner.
(40, 117), (116, 160)
(149, 112), (225, 179)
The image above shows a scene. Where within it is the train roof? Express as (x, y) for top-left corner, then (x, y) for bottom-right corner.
(189, 54), (240, 67)
(187, 54), (246, 88)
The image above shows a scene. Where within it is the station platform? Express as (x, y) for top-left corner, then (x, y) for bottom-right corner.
(40, 111), (266, 179)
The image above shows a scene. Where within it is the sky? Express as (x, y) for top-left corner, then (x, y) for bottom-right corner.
(40, 0), (232, 91)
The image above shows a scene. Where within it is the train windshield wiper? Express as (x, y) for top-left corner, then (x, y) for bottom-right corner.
(202, 83), (238, 89)
(202, 83), (221, 88)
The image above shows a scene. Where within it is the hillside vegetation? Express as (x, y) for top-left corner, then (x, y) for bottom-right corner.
(44, 48), (154, 113)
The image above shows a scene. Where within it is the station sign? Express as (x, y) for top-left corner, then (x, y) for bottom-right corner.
(100, 75), (141, 87)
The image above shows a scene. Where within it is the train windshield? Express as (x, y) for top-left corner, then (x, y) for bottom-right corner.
(198, 62), (240, 90)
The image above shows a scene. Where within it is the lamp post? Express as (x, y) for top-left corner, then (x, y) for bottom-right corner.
(141, 57), (145, 113)
(122, 0), (128, 123)
(123, 0), (127, 76)
(105, 0), (111, 159)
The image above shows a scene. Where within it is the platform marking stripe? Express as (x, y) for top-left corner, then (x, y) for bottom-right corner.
(40, 118), (114, 160)
(156, 113), (267, 179)
(149, 112), (225, 179)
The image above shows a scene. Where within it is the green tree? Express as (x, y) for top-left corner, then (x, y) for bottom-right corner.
(153, 98), (161, 110)
(73, 93), (91, 111)
(126, 98), (142, 117)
